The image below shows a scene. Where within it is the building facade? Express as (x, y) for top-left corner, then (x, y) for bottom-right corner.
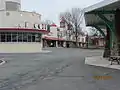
(42, 18), (87, 48)
(59, 18), (87, 48)
(42, 24), (65, 47)
(0, 0), (48, 53)
(89, 36), (105, 47)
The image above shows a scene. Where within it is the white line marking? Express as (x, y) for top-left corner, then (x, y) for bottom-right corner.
(0, 58), (6, 65)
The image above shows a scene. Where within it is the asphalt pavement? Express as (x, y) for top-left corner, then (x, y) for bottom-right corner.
(0, 48), (120, 90)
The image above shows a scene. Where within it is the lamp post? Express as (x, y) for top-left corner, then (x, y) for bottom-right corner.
(57, 28), (60, 47)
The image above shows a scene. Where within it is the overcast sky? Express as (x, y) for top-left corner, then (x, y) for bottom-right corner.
(21, 0), (103, 25)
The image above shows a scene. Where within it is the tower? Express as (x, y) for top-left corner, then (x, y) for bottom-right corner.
(0, 0), (21, 11)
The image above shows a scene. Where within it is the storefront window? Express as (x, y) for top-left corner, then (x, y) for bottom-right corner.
(0, 32), (41, 42)
(18, 32), (23, 42)
(35, 33), (41, 42)
(23, 32), (27, 42)
(1, 32), (6, 42)
(28, 33), (32, 42)
(32, 33), (35, 42)
(0, 33), (1, 42)
(6, 32), (11, 42)
(12, 32), (17, 42)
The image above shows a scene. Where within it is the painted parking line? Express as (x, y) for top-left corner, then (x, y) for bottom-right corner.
(0, 58), (6, 65)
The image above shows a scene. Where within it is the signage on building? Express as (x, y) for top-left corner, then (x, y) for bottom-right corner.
(18, 23), (48, 31)
(33, 23), (47, 30)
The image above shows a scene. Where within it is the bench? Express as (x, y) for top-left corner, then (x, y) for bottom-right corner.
(109, 56), (120, 65)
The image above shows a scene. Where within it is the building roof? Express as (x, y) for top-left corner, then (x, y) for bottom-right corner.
(84, 0), (120, 28)
(84, 0), (119, 12)
(0, 28), (49, 34)
(50, 24), (57, 27)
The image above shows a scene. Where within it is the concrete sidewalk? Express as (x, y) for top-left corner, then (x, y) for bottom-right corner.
(85, 56), (120, 70)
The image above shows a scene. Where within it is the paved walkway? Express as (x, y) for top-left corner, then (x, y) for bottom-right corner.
(85, 56), (120, 70)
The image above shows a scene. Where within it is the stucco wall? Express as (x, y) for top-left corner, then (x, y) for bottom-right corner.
(5, 0), (21, 3)
(0, 11), (41, 28)
(0, 42), (42, 53)
(49, 27), (58, 38)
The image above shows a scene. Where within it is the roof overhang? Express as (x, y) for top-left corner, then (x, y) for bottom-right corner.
(43, 36), (65, 41)
(0, 28), (49, 34)
(84, 0), (120, 28)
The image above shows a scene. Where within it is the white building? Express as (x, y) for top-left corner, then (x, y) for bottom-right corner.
(0, 0), (48, 53)
(42, 24), (65, 47)
(42, 21), (87, 48)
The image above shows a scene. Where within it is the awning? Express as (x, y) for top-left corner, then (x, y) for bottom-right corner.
(0, 28), (49, 34)
(84, 0), (120, 27)
(43, 36), (65, 41)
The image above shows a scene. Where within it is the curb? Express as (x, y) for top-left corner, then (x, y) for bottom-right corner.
(85, 56), (120, 70)
(0, 58), (5, 65)
(40, 50), (52, 53)
(0, 51), (52, 54)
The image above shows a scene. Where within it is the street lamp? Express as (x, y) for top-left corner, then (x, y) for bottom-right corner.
(57, 28), (60, 47)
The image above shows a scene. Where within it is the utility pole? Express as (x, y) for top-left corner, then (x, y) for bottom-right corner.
(75, 22), (78, 47)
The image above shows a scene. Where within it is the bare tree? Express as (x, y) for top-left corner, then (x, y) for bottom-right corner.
(60, 8), (84, 47)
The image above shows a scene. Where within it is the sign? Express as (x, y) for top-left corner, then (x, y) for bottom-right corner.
(33, 23), (47, 30)
(17, 23), (48, 30)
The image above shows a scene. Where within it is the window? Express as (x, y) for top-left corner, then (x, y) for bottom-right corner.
(32, 33), (35, 42)
(0, 32), (41, 42)
(18, 32), (23, 42)
(6, 32), (11, 42)
(0, 33), (1, 42)
(35, 33), (41, 42)
(23, 32), (27, 42)
(1, 32), (6, 42)
(28, 33), (32, 42)
(12, 32), (17, 42)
